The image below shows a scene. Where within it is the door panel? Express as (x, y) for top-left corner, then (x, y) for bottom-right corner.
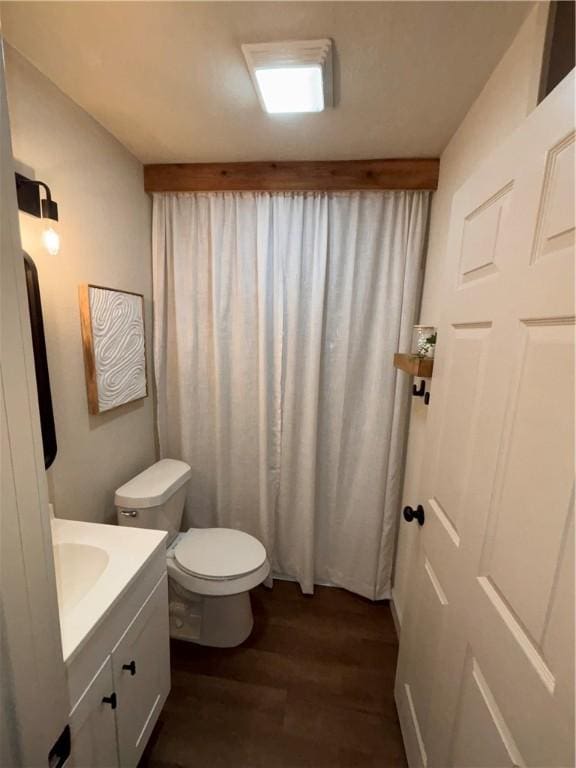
(112, 574), (170, 768)
(396, 555), (450, 768)
(430, 323), (492, 537)
(396, 71), (574, 768)
(531, 133), (574, 265)
(481, 320), (574, 640)
(459, 182), (512, 285)
(69, 657), (119, 768)
(449, 654), (523, 768)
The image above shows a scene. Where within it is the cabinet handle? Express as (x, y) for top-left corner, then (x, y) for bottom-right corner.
(102, 693), (117, 710)
(122, 660), (136, 676)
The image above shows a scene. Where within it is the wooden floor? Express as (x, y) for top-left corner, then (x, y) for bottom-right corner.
(140, 580), (407, 768)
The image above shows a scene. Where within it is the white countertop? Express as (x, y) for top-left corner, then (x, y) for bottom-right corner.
(51, 519), (166, 663)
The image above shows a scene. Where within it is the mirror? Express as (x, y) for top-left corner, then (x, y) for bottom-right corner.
(23, 251), (57, 469)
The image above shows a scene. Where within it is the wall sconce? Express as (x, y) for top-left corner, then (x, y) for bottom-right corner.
(15, 172), (61, 256)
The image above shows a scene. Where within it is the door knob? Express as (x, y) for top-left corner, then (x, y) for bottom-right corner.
(102, 693), (117, 710)
(122, 660), (136, 676)
(403, 505), (425, 526)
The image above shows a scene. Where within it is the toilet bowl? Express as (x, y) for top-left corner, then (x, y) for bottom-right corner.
(115, 459), (269, 647)
(167, 528), (269, 646)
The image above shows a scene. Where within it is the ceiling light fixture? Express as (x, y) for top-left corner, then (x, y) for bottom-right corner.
(242, 39), (333, 115)
(15, 172), (61, 256)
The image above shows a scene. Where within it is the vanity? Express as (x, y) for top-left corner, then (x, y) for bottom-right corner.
(52, 518), (170, 767)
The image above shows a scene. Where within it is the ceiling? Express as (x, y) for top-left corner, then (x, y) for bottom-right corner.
(1, 2), (532, 164)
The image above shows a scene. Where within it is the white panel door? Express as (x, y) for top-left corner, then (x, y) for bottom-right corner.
(396, 71), (574, 768)
(0, 38), (70, 766)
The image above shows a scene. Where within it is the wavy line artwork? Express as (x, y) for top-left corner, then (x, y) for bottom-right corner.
(89, 286), (147, 412)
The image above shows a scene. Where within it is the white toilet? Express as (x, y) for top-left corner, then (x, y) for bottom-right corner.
(115, 459), (270, 647)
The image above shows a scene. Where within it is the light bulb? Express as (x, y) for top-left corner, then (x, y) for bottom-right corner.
(255, 66), (324, 113)
(42, 224), (60, 256)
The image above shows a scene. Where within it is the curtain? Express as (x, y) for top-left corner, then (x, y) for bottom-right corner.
(153, 191), (429, 599)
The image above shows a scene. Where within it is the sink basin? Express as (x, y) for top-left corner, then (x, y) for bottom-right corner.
(54, 542), (109, 612)
(51, 518), (167, 662)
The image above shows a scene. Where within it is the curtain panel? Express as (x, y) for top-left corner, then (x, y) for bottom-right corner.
(153, 190), (429, 599)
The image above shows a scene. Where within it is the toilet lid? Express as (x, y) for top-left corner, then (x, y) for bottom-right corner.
(174, 528), (267, 580)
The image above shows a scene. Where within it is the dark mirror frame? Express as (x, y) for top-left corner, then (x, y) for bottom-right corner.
(23, 251), (57, 469)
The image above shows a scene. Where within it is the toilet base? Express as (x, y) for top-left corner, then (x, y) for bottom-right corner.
(168, 579), (254, 647)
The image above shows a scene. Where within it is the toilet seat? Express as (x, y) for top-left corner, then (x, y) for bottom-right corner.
(166, 528), (270, 597)
(175, 528), (267, 580)
(172, 527), (267, 580)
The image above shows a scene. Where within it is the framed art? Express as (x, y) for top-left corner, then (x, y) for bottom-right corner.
(79, 284), (148, 414)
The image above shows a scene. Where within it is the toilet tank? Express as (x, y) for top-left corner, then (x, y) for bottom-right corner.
(115, 459), (191, 543)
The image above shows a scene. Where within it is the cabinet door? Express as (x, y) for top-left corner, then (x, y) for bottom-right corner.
(69, 657), (119, 768)
(112, 574), (170, 767)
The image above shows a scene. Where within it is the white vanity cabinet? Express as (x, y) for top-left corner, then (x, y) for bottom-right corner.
(63, 539), (170, 768)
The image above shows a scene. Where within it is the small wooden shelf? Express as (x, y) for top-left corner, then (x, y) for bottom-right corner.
(394, 353), (434, 378)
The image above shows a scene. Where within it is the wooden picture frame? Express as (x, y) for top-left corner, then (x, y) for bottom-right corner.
(79, 284), (148, 415)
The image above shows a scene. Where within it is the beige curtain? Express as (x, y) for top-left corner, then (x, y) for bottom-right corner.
(153, 190), (429, 599)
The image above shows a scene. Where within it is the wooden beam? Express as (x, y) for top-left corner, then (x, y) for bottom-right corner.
(144, 158), (439, 193)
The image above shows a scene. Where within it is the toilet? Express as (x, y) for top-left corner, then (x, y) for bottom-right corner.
(115, 459), (270, 647)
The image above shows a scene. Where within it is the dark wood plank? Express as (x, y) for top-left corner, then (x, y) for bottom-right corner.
(140, 580), (407, 768)
(144, 159), (440, 192)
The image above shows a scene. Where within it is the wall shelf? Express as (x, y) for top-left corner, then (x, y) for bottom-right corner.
(393, 353), (434, 378)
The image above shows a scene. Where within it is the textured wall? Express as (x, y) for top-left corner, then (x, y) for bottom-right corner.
(6, 46), (156, 524)
(392, 3), (550, 627)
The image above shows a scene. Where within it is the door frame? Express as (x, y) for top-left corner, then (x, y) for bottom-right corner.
(0, 37), (70, 766)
